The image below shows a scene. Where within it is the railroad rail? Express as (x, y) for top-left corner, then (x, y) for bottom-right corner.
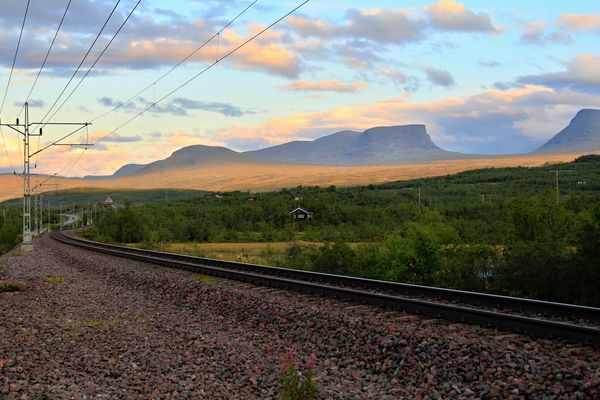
(51, 230), (600, 345)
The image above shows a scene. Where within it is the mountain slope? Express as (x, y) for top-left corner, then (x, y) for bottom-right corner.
(244, 130), (360, 164)
(536, 109), (600, 153)
(246, 125), (467, 165)
(133, 145), (257, 175)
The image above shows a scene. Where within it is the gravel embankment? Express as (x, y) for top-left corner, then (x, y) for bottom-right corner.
(1, 235), (599, 399)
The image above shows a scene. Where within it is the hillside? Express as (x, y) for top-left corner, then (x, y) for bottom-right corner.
(0, 153), (580, 202)
(246, 125), (468, 165)
(536, 109), (600, 153)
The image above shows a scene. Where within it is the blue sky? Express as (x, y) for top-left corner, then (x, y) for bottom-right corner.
(1, 0), (599, 175)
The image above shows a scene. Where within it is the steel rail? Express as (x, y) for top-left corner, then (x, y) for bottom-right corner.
(51, 231), (600, 345)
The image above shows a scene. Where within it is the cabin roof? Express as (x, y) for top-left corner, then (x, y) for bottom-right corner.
(289, 207), (312, 215)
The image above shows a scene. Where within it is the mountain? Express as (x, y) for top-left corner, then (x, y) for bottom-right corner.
(244, 130), (360, 165)
(130, 145), (256, 175)
(95, 124), (471, 179)
(536, 109), (600, 153)
(246, 125), (468, 165)
(113, 163), (146, 177)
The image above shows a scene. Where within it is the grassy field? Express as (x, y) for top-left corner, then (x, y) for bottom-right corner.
(0, 153), (584, 202)
(141, 241), (364, 265)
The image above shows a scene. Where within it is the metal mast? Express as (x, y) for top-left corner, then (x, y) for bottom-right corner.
(1, 102), (90, 251)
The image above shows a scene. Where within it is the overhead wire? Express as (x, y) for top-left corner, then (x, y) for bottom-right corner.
(25, 0), (73, 169)
(43, 0), (260, 175)
(91, 0), (258, 124)
(17, 0), (72, 119)
(94, 0), (310, 146)
(0, 0), (31, 173)
(40, 0), (143, 129)
(32, 0), (122, 133)
(33, 0), (141, 171)
(51, 0), (310, 177)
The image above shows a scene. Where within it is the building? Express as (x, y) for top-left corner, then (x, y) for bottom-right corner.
(103, 196), (117, 211)
(289, 207), (313, 221)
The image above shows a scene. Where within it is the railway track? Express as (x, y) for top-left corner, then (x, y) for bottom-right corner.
(51, 230), (600, 345)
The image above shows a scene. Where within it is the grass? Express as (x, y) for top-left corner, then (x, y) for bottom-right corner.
(192, 275), (214, 284)
(0, 153), (581, 202)
(45, 276), (64, 284)
(0, 280), (22, 293)
(63, 319), (104, 337)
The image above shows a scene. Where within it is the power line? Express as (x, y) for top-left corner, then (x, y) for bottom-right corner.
(94, 0), (310, 146)
(47, 0), (309, 179)
(41, 0), (142, 129)
(91, 0), (258, 124)
(32, 0), (122, 133)
(18, 0), (73, 119)
(0, 0), (31, 173)
(0, 0), (30, 114)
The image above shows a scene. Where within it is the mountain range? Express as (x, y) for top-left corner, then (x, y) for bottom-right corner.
(96, 108), (600, 179)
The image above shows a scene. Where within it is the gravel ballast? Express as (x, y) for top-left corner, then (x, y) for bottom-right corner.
(1, 235), (599, 399)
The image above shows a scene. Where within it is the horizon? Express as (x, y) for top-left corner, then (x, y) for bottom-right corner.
(1, 0), (600, 176)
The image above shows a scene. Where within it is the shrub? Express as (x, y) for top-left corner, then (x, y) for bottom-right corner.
(279, 348), (317, 400)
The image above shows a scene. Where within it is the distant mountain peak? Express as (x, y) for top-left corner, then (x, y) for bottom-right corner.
(245, 124), (465, 165)
(536, 109), (600, 154)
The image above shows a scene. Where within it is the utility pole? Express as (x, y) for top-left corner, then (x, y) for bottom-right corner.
(550, 170), (574, 205)
(480, 194), (494, 203)
(0, 102), (90, 251)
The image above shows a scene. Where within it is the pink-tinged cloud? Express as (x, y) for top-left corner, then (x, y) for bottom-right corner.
(556, 13), (600, 33)
(518, 54), (600, 89)
(423, 0), (498, 32)
(279, 80), (367, 93)
(520, 21), (571, 45)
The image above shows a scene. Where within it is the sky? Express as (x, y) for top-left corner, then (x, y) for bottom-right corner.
(0, 0), (599, 176)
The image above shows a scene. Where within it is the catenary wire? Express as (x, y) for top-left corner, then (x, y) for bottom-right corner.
(94, 0), (310, 146)
(31, 0), (121, 133)
(50, 0), (309, 177)
(91, 0), (258, 124)
(41, 0), (142, 129)
(0, 0), (31, 173)
(17, 0), (72, 119)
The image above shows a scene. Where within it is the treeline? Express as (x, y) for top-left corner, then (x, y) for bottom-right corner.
(0, 208), (21, 253)
(282, 195), (600, 306)
(88, 156), (600, 306)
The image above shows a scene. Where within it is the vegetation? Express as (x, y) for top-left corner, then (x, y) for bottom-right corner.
(86, 157), (600, 306)
(279, 349), (317, 400)
(45, 277), (65, 284)
(0, 280), (22, 293)
(0, 207), (21, 253)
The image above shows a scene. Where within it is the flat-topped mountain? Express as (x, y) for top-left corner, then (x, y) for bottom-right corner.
(245, 125), (467, 165)
(100, 124), (470, 178)
(536, 109), (600, 153)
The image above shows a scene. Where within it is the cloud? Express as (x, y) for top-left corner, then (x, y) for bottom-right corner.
(479, 60), (501, 68)
(14, 99), (44, 108)
(423, 0), (498, 33)
(287, 9), (426, 45)
(423, 66), (455, 87)
(103, 133), (143, 143)
(221, 24), (302, 79)
(518, 54), (600, 92)
(98, 96), (253, 117)
(0, 0), (304, 79)
(556, 13), (600, 33)
(279, 80), (367, 93)
(520, 21), (571, 45)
